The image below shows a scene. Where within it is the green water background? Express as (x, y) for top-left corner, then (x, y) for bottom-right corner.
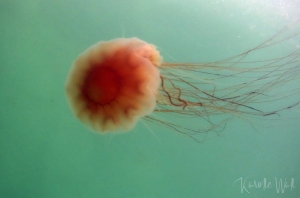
(1, 0), (300, 197)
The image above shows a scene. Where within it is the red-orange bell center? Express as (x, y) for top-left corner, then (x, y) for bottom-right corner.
(84, 67), (119, 105)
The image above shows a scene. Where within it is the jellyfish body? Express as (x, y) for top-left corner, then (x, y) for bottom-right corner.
(66, 22), (300, 139)
(65, 38), (161, 132)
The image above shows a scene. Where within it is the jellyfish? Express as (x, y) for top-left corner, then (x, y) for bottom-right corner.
(65, 21), (300, 141)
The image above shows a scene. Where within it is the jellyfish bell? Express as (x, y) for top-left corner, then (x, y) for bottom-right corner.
(65, 38), (162, 133)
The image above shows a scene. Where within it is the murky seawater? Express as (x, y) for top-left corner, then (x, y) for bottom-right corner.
(1, 0), (299, 197)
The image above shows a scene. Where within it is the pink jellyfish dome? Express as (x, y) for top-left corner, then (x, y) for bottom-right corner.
(65, 38), (162, 133)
